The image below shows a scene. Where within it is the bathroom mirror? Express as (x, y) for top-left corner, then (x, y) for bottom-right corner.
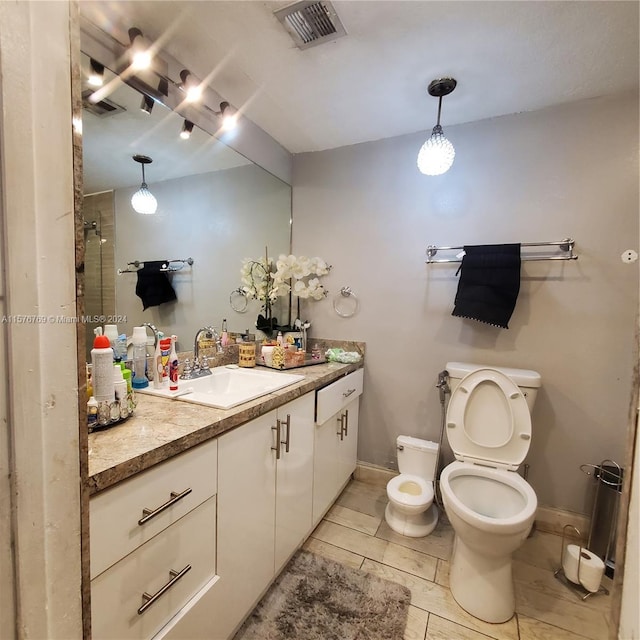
(81, 53), (292, 358)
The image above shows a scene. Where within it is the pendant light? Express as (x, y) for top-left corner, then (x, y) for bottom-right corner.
(417, 77), (457, 176)
(131, 155), (158, 215)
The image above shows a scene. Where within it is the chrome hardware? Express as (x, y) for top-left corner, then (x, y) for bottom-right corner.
(138, 488), (193, 525)
(200, 355), (210, 371)
(342, 388), (356, 398)
(281, 414), (291, 453)
(272, 420), (282, 459)
(342, 409), (349, 436)
(337, 415), (344, 441)
(143, 323), (159, 350)
(138, 565), (191, 614)
(396, 444), (404, 451)
(180, 358), (194, 380)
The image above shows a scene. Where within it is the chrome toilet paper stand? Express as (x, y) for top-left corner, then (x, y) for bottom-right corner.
(553, 524), (609, 600)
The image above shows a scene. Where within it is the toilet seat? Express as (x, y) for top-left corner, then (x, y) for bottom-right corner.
(446, 368), (531, 470)
(387, 474), (433, 507)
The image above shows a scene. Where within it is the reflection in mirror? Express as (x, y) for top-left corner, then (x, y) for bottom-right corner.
(81, 54), (292, 358)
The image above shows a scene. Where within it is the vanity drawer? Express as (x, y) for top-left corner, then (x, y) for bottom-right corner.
(91, 496), (217, 640)
(91, 438), (217, 578)
(316, 368), (364, 425)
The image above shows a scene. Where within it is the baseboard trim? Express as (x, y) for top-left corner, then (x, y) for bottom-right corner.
(354, 462), (397, 487)
(535, 505), (590, 539)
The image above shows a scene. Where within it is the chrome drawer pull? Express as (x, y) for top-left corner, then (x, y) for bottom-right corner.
(138, 565), (191, 615)
(281, 414), (291, 453)
(138, 488), (193, 526)
(337, 415), (344, 441)
(342, 388), (356, 398)
(272, 420), (282, 459)
(343, 409), (349, 437)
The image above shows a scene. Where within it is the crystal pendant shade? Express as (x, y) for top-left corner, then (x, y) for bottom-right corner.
(417, 125), (455, 176)
(131, 183), (158, 215)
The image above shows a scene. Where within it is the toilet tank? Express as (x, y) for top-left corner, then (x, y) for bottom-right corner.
(445, 362), (542, 410)
(397, 436), (439, 481)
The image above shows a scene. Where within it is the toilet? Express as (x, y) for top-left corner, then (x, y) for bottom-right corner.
(439, 362), (541, 624)
(385, 436), (439, 537)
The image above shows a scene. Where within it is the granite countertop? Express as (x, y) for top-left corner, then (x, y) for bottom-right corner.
(88, 361), (363, 495)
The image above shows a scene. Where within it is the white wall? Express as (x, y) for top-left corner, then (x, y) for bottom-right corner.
(292, 93), (639, 514)
(114, 164), (291, 347)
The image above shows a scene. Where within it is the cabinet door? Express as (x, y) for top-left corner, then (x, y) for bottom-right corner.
(274, 393), (315, 571)
(216, 410), (277, 639)
(312, 412), (342, 525)
(337, 398), (360, 489)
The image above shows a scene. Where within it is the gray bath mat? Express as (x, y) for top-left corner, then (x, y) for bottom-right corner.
(233, 550), (411, 640)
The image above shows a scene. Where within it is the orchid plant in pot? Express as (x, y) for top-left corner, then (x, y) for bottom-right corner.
(240, 250), (331, 335)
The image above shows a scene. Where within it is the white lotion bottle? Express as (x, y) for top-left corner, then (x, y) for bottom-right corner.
(91, 331), (115, 404)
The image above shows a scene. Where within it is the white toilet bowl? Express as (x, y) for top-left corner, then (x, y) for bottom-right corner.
(440, 461), (537, 622)
(440, 362), (542, 623)
(385, 437), (439, 538)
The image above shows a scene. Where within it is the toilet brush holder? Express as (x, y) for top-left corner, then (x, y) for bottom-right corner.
(553, 524), (608, 601)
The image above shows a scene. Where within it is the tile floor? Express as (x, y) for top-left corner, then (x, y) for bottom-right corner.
(302, 479), (614, 640)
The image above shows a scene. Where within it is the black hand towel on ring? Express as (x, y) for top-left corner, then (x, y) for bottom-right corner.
(135, 260), (178, 310)
(452, 244), (521, 329)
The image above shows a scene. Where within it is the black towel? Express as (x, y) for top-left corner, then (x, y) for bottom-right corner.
(452, 244), (521, 329)
(135, 261), (177, 310)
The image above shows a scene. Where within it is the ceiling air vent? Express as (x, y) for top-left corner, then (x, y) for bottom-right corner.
(82, 90), (126, 118)
(274, 1), (347, 50)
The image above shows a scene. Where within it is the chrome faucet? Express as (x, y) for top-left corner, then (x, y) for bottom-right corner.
(143, 323), (159, 352)
(193, 326), (221, 367)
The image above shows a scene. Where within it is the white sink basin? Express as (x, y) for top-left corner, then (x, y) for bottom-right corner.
(138, 366), (305, 410)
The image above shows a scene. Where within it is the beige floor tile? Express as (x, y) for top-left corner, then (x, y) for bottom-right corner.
(324, 503), (382, 535)
(310, 519), (388, 561)
(376, 519), (454, 561)
(362, 559), (518, 640)
(435, 559), (449, 587)
(514, 559), (613, 613)
(515, 581), (610, 640)
(426, 614), (497, 640)
(517, 613), (594, 640)
(514, 528), (565, 571)
(404, 606), (428, 640)
(382, 542), (438, 582)
(336, 479), (388, 519)
(302, 536), (364, 570)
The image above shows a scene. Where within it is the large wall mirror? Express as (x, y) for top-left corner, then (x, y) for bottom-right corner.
(80, 52), (292, 359)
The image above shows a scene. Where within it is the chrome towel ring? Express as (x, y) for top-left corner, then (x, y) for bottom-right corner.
(333, 286), (359, 318)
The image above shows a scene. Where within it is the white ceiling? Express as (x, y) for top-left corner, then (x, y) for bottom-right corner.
(80, 0), (639, 155)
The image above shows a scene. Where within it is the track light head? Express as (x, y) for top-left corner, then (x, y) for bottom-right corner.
(218, 101), (238, 131)
(180, 120), (194, 140)
(179, 69), (202, 103)
(88, 58), (104, 87)
(140, 95), (154, 115)
(128, 27), (152, 70)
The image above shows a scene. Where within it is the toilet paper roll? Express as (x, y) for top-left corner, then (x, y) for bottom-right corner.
(562, 544), (605, 593)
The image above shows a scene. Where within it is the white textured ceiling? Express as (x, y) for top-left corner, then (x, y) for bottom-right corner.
(80, 1), (639, 154)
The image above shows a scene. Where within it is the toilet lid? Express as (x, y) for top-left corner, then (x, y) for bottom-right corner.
(446, 368), (531, 471)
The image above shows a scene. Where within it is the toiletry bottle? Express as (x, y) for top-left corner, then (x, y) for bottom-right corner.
(131, 326), (149, 389)
(113, 364), (128, 419)
(153, 338), (164, 389)
(276, 331), (284, 346)
(169, 335), (179, 392)
(87, 396), (98, 429)
(160, 337), (172, 383)
(104, 324), (119, 360)
(221, 319), (229, 347)
(91, 332), (115, 404)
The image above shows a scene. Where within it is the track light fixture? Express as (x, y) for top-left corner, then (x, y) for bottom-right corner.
(217, 101), (238, 131)
(417, 77), (457, 176)
(88, 58), (104, 87)
(140, 95), (154, 115)
(131, 155), (158, 215)
(180, 120), (194, 140)
(179, 69), (203, 103)
(128, 27), (152, 71)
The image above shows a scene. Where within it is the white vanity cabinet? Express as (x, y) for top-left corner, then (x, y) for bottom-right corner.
(313, 368), (364, 524)
(214, 391), (315, 639)
(90, 438), (218, 640)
